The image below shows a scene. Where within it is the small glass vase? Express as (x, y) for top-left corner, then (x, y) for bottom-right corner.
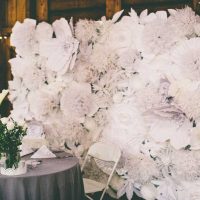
(0, 153), (6, 167)
(4, 151), (20, 169)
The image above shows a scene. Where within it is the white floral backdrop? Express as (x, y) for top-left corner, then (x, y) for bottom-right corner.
(8, 6), (200, 200)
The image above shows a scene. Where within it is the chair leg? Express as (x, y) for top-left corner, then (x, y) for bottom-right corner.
(85, 194), (94, 200)
(100, 189), (106, 200)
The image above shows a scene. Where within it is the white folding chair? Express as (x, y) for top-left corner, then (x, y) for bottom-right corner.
(81, 142), (121, 200)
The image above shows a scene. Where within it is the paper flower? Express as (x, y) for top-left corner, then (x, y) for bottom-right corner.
(141, 19), (179, 56)
(10, 19), (37, 57)
(60, 82), (98, 122)
(139, 10), (168, 24)
(9, 57), (26, 78)
(133, 82), (163, 112)
(168, 7), (197, 38)
(124, 153), (160, 184)
(171, 150), (200, 181)
(73, 61), (99, 83)
(28, 89), (59, 121)
(171, 38), (200, 81)
(179, 181), (200, 200)
(149, 118), (192, 149)
(39, 18), (79, 75)
(117, 49), (142, 72)
(35, 21), (53, 42)
(153, 177), (179, 200)
(140, 183), (157, 200)
(168, 79), (200, 119)
(107, 16), (142, 52)
(102, 102), (148, 155)
(75, 19), (100, 44)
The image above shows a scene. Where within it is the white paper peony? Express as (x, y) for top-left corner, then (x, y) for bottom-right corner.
(60, 82), (98, 122)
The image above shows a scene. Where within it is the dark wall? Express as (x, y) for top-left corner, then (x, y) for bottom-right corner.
(123, 0), (192, 13)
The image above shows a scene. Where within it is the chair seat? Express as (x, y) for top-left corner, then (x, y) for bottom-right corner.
(83, 178), (106, 194)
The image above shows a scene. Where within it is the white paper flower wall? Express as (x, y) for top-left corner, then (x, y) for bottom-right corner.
(9, 7), (200, 200)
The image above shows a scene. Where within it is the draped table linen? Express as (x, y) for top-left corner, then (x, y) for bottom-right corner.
(0, 154), (85, 200)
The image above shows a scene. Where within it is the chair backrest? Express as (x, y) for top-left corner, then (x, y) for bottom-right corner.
(87, 142), (121, 163)
(81, 142), (121, 200)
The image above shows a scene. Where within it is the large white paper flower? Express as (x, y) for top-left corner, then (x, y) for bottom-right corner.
(107, 16), (142, 52)
(179, 181), (200, 200)
(124, 153), (160, 184)
(9, 56), (26, 78)
(93, 108), (108, 128)
(140, 183), (157, 200)
(171, 38), (200, 81)
(190, 126), (200, 150)
(23, 59), (47, 90)
(153, 177), (179, 200)
(133, 82), (163, 112)
(155, 145), (174, 172)
(117, 49), (142, 72)
(10, 102), (30, 122)
(139, 10), (168, 24)
(9, 79), (31, 121)
(149, 117), (192, 149)
(35, 21), (53, 42)
(89, 43), (117, 72)
(141, 19), (179, 56)
(171, 150), (200, 181)
(39, 18), (79, 75)
(10, 18), (36, 57)
(75, 19), (100, 44)
(8, 78), (25, 101)
(168, 7), (197, 38)
(44, 114), (91, 155)
(73, 61), (99, 83)
(60, 82), (98, 122)
(28, 89), (59, 121)
(102, 102), (147, 155)
(10, 56), (48, 90)
(194, 22), (200, 36)
(168, 79), (200, 119)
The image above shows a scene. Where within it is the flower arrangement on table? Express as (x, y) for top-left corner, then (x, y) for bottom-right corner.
(0, 118), (27, 170)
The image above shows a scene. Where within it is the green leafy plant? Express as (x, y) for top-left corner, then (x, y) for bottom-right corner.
(0, 119), (27, 168)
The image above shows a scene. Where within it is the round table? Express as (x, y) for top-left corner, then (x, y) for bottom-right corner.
(0, 154), (85, 200)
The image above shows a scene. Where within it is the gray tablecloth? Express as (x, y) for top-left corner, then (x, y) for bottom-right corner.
(0, 154), (85, 200)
